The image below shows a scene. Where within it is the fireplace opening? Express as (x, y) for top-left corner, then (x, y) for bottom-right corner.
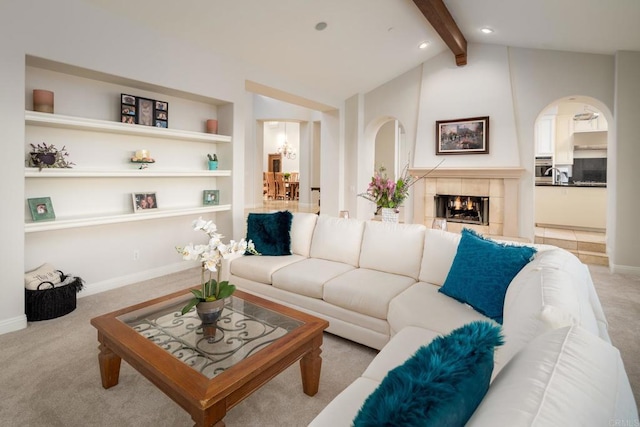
(435, 194), (489, 225)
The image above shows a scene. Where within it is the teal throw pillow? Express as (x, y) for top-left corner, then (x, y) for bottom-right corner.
(353, 321), (503, 427)
(438, 228), (537, 323)
(246, 211), (293, 256)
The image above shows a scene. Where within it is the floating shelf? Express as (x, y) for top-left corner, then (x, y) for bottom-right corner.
(25, 111), (231, 143)
(25, 168), (232, 178)
(24, 205), (232, 233)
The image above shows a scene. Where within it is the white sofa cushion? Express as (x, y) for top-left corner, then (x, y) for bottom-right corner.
(418, 229), (461, 286)
(309, 215), (365, 267)
(361, 325), (440, 383)
(468, 325), (639, 426)
(388, 282), (495, 336)
(229, 254), (305, 284)
(358, 221), (426, 279)
(308, 377), (380, 427)
(497, 249), (603, 372)
(323, 268), (416, 320)
(290, 212), (317, 257)
(271, 258), (355, 299)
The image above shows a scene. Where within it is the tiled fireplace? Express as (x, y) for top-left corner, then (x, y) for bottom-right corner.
(408, 167), (524, 237)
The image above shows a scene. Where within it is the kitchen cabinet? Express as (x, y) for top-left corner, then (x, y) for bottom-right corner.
(535, 115), (555, 156)
(554, 115), (573, 165)
(535, 186), (606, 229)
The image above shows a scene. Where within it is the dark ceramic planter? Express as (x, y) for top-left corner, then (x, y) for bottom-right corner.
(196, 299), (225, 324)
(31, 152), (56, 166)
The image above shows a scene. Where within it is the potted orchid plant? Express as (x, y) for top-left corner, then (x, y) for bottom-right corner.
(176, 217), (258, 321)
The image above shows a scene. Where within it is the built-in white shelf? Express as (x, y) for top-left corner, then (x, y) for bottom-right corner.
(25, 111), (231, 143)
(25, 168), (232, 178)
(24, 205), (231, 233)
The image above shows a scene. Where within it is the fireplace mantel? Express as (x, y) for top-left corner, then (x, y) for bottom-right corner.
(409, 167), (525, 237)
(409, 167), (525, 179)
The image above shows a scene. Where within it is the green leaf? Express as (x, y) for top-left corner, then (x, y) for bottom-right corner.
(190, 289), (203, 299)
(181, 298), (200, 315)
(217, 282), (236, 299)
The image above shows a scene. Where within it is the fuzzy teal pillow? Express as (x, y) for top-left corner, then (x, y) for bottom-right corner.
(353, 321), (503, 427)
(246, 211), (293, 256)
(438, 229), (537, 324)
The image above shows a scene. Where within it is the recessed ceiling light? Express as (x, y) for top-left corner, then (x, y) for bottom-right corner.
(481, 27), (494, 34)
(418, 41), (430, 49)
(315, 22), (327, 31)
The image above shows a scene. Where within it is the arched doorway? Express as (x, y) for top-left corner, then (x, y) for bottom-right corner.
(359, 117), (409, 220)
(533, 96), (611, 266)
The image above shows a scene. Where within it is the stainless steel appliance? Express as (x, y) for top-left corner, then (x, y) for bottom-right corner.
(535, 156), (553, 183)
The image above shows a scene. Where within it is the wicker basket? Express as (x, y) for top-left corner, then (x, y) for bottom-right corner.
(25, 273), (84, 321)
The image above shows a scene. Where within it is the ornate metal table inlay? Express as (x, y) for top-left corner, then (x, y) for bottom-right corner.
(122, 296), (303, 378)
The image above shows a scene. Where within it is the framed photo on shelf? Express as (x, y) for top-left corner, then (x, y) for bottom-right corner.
(436, 116), (489, 155)
(121, 93), (169, 127)
(28, 197), (55, 222)
(132, 192), (158, 212)
(136, 97), (155, 126)
(203, 190), (220, 206)
(121, 93), (136, 124)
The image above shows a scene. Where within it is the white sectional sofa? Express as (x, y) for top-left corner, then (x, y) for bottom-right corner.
(226, 213), (638, 425)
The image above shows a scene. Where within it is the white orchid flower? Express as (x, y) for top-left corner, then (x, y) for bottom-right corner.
(203, 258), (219, 272)
(192, 217), (210, 231)
(177, 244), (199, 261)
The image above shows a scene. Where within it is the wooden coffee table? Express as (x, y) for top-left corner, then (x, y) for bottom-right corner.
(90, 288), (329, 427)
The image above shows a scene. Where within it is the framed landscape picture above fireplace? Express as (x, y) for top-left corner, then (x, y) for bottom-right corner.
(436, 116), (489, 155)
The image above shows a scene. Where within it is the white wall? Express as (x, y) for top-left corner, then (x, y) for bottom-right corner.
(0, 0), (338, 334)
(507, 47), (615, 241)
(415, 44), (520, 168)
(354, 66), (423, 220)
(612, 51), (640, 273)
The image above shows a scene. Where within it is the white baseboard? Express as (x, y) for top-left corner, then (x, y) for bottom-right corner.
(610, 263), (640, 276)
(78, 262), (196, 298)
(0, 314), (27, 335)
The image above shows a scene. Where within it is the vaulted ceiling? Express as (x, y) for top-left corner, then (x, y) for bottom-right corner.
(79, 0), (640, 101)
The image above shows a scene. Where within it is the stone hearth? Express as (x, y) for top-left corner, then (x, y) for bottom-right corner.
(409, 168), (524, 237)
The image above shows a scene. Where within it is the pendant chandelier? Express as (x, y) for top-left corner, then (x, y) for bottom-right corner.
(277, 122), (297, 159)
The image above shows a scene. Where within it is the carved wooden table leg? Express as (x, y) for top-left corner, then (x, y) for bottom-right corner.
(299, 335), (323, 396)
(98, 336), (121, 389)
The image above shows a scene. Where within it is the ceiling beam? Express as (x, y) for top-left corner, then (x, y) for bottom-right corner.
(412, 0), (467, 66)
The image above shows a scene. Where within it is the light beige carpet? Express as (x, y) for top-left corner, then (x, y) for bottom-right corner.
(0, 268), (377, 426)
(0, 265), (637, 426)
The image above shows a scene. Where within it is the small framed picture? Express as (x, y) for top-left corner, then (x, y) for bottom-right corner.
(436, 116), (490, 155)
(132, 192), (158, 212)
(121, 94), (168, 127)
(136, 97), (155, 126)
(121, 94), (136, 106)
(203, 190), (219, 206)
(28, 197), (56, 221)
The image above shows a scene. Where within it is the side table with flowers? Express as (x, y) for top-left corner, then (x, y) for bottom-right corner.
(359, 160), (444, 222)
(176, 217), (259, 328)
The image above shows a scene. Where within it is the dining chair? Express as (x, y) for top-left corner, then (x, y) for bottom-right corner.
(274, 172), (287, 200)
(266, 172), (276, 199)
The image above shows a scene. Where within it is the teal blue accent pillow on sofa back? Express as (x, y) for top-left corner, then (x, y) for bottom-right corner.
(353, 321), (503, 427)
(438, 228), (537, 323)
(246, 211), (293, 256)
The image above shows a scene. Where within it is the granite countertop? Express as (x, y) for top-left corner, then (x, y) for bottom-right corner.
(535, 182), (607, 188)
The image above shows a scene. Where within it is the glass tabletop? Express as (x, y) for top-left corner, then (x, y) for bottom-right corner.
(118, 295), (303, 379)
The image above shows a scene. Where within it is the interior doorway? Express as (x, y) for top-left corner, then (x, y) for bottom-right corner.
(533, 97), (610, 266)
